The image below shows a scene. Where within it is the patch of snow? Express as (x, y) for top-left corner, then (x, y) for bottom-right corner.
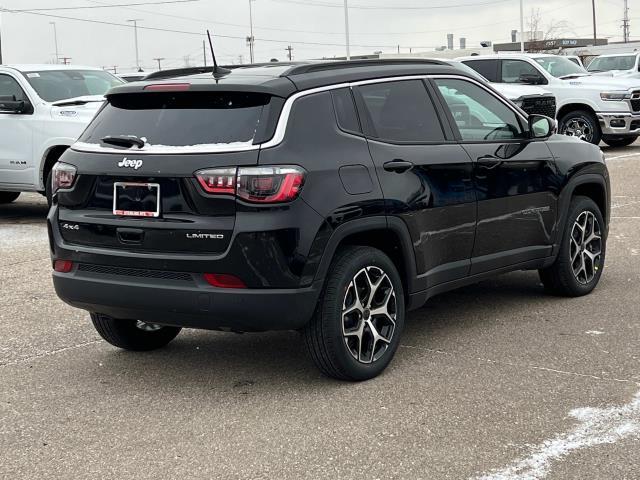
(585, 330), (605, 336)
(73, 140), (256, 155)
(472, 391), (640, 480)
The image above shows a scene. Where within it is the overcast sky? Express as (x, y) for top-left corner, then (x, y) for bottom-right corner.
(0, 0), (635, 72)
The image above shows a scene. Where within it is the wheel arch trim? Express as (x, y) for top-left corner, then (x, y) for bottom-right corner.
(313, 216), (419, 295)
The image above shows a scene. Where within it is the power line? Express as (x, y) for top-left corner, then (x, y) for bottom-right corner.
(12, 0), (198, 12)
(0, 7), (415, 48)
(269, 0), (513, 10)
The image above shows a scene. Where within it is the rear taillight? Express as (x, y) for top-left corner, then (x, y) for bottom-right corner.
(194, 166), (305, 204)
(51, 162), (77, 193)
(196, 168), (236, 195)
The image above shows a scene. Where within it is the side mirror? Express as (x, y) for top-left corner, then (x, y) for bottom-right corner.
(0, 95), (26, 113)
(529, 115), (556, 139)
(519, 73), (545, 85)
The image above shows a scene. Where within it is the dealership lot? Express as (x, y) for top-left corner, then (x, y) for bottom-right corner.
(0, 143), (639, 479)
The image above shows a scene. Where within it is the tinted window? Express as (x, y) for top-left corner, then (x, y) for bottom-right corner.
(358, 80), (444, 142)
(331, 88), (360, 133)
(79, 92), (270, 147)
(0, 74), (28, 102)
(501, 59), (542, 83)
(462, 59), (499, 82)
(23, 70), (122, 102)
(435, 78), (525, 141)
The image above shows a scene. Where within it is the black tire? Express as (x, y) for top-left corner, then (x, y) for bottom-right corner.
(302, 246), (405, 381)
(0, 191), (20, 204)
(45, 170), (53, 207)
(539, 196), (606, 297)
(558, 110), (602, 145)
(602, 136), (638, 148)
(90, 313), (181, 351)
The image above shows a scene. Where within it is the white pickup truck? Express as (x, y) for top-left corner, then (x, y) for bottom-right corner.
(0, 65), (122, 204)
(458, 53), (640, 147)
(586, 52), (640, 79)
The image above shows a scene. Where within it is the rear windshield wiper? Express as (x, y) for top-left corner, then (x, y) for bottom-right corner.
(101, 135), (146, 149)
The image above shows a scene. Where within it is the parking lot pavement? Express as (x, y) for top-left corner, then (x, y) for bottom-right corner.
(1, 142), (639, 480)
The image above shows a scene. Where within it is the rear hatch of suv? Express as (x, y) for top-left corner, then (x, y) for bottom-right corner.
(55, 87), (281, 255)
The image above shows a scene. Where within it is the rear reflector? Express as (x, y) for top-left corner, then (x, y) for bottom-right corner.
(54, 260), (74, 273)
(204, 273), (247, 289)
(143, 83), (191, 92)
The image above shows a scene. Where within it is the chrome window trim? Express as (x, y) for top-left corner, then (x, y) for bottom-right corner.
(71, 74), (528, 155)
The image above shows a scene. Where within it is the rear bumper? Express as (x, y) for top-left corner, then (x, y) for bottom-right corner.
(53, 268), (321, 331)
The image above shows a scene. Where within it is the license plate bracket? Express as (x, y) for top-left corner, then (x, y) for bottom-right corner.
(113, 182), (161, 218)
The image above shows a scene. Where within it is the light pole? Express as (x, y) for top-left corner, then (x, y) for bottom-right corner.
(519, 0), (524, 53)
(344, 0), (351, 60)
(127, 19), (143, 71)
(591, 0), (597, 43)
(248, 0), (255, 64)
(50, 22), (59, 64)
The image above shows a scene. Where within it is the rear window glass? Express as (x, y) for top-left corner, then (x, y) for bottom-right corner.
(78, 92), (270, 148)
(23, 70), (122, 102)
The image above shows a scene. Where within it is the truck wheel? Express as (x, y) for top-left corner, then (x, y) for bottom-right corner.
(558, 110), (602, 145)
(45, 170), (53, 206)
(0, 192), (20, 204)
(602, 136), (638, 148)
(302, 246), (405, 381)
(90, 313), (181, 351)
(539, 196), (606, 297)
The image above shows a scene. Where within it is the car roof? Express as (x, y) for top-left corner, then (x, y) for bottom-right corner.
(0, 64), (104, 72)
(593, 52), (639, 58)
(107, 59), (472, 98)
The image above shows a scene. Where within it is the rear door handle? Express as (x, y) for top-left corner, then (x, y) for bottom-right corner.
(383, 159), (414, 173)
(477, 156), (503, 170)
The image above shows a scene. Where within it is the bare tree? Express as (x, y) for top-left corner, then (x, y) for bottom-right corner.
(526, 8), (570, 52)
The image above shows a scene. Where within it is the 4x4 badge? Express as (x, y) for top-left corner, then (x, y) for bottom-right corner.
(118, 158), (143, 170)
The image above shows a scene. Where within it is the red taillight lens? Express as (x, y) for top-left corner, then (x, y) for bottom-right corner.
(194, 166), (305, 204)
(143, 83), (191, 92)
(51, 162), (77, 194)
(204, 273), (246, 289)
(237, 166), (305, 203)
(54, 260), (73, 273)
(195, 168), (237, 195)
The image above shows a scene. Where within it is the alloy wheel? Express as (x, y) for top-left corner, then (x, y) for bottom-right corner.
(570, 211), (602, 285)
(342, 266), (397, 364)
(562, 118), (594, 142)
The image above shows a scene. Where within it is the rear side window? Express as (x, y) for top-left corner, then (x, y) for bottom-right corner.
(79, 92), (270, 147)
(357, 80), (444, 143)
(331, 88), (360, 133)
(462, 59), (499, 82)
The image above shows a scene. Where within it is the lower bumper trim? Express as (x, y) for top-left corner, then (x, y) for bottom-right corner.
(53, 271), (321, 332)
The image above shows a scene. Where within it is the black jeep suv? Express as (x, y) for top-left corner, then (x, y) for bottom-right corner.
(48, 60), (610, 381)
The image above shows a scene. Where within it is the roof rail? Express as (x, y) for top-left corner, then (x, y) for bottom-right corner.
(283, 59), (448, 76)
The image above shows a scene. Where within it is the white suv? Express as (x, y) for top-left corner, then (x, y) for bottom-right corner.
(458, 53), (640, 147)
(0, 65), (122, 204)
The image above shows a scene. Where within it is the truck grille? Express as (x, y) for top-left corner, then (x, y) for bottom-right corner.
(77, 263), (194, 282)
(631, 91), (640, 113)
(521, 96), (557, 118)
